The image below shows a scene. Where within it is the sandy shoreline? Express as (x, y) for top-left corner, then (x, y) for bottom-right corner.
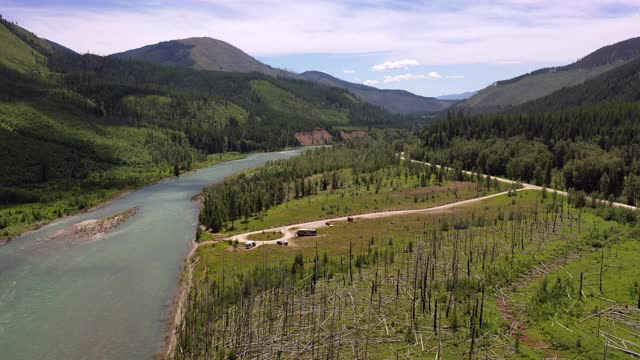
(48, 207), (139, 243)
(0, 188), (135, 247)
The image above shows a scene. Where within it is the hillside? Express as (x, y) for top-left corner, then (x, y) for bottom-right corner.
(111, 37), (293, 78)
(112, 39), (452, 114)
(43, 39), (78, 55)
(517, 57), (640, 112)
(0, 19), (401, 240)
(0, 21), (49, 75)
(301, 71), (454, 114)
(458, 36), (640, 111)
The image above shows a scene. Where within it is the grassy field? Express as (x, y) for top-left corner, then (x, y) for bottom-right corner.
(221, 167), (502, 235)
(512, 229), (640, 359)
(196, 190), (563, 279)
(177, 187), (640, 359)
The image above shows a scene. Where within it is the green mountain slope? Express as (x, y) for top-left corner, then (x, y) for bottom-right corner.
(250, 79), (350, 124)
(565, 36), (640, 69)
(458, 36), (640, 111)
(111, 37), (294, 78)
(0, 21), (48, 75)
(111, 39), (450, 114)
(463, 65), (618, 109)
(300, 71), (454, 114)
(517, 57), (640, 112)
(0, 19), (402, 239)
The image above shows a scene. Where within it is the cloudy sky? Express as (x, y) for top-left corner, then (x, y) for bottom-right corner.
(1, 0), (639, 97)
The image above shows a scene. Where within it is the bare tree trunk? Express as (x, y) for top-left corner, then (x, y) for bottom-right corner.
(600, 248), (605, 294)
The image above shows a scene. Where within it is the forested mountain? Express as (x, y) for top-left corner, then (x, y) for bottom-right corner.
(43, 39), (78, 55)
(0, 17), (398, 173)
(300, 71), (454, 114)
(112, 38), (453, 114)
(516, 57), (640, 112)
(111, 37), (295, 78)
(0, 17), (405, 238)
(565, 37), (640, 70)
(456, 36), (640, 111)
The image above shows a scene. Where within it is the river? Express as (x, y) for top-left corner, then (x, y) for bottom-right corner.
(0, 149), (305, 360)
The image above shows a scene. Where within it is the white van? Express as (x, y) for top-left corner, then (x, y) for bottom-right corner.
(245, 241), (256, 249)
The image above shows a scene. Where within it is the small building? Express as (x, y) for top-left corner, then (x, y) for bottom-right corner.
(296, 228), (317, 237)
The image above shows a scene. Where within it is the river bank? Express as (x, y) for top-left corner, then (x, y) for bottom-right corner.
(0, 150), (307, 360)
(0, 153), (246, 247)
(163, 232), (230, 359)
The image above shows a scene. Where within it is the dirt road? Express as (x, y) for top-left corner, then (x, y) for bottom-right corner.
(402, 153), (638, 211)
(228, 190), (510, 247)
(227, 156), (636, 248)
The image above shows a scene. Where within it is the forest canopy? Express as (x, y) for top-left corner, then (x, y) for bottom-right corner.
(411, 103), (640, 205)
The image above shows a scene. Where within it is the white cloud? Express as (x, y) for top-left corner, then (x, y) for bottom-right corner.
(446, 75), (465, 79)
(343, 69), (355, 74)
(363, 80), (379, 86)
(383, 72), (441, 83)
(371, 59), (420, 71)
(428, 72), (442, 79)
(3, 0), (640, 66)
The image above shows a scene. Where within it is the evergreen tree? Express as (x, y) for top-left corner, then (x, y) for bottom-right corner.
(624, 174), (640, 206)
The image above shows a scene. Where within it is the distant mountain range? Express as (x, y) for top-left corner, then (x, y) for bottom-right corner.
(436, 91), (477, 101)
(457, 36), (640, 111)
(4, 11), (640, 118)
(111, 37), (453, 114)
(299, 71), (454, 114)
(110, 35), (640, 115)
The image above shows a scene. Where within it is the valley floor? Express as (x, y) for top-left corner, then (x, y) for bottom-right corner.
(175, 189), (640, 359)
(172, 158), (640, 359)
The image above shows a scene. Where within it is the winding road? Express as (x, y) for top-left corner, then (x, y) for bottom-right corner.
(224, 155), (637, 248)
(228, 190), (510, 247)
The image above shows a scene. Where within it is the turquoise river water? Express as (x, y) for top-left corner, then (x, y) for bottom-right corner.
(0, 150), (305, 359)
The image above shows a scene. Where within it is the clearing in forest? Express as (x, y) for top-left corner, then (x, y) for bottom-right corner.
(174, 188), (638, 359)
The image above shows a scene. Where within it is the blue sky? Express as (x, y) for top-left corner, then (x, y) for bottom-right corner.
(1, 0), (639, 97)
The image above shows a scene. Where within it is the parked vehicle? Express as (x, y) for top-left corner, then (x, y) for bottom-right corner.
(296, 228), (317, 237)
(245, 241), (257, 249)
(277, 240), (288, 246)
(325, 221), (333, 227)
